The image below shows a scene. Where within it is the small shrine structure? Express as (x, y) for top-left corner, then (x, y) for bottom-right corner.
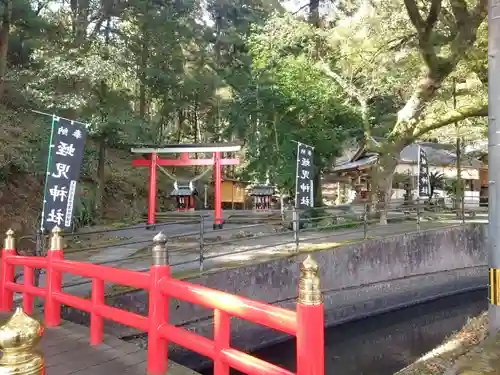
(170, 181), (197, 211)
(249, 185), (275, 211)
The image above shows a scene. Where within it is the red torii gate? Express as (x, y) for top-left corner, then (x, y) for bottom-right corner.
(131, 143), (241, 229)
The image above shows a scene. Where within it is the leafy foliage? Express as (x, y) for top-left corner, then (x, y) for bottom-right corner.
(429, 171), (445, 200)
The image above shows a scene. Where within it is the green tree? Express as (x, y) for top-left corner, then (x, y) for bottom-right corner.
(228, 26), (362, 205)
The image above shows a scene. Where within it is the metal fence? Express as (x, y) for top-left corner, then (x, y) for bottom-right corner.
(13, 198), (487, 291)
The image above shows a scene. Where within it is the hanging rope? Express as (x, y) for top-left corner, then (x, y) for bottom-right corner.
(191, 166), (213, 182)
(157, 165), (178, 181)
(157, 164), (213, 184)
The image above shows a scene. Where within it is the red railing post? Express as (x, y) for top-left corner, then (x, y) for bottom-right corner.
(23, 265), (34, 314)
(296, 255), (324, 375)
(45, 227), (63, 327)
(213, 151), (223, 229)
(147, 152), (158, 227)
(0, 229), (16, 312)
(90, 278), (104, 345)
(147, 232), (169, 375)
(214, 309), (230, 375)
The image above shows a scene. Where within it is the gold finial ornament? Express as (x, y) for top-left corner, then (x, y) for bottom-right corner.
(50, 226), (63, 251)
(4, 229), (14, 250)
(298, 255), (322, 305)
(0, 307), (44, 374)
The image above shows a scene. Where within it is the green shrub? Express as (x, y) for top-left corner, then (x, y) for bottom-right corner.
(71, 185), (97, 231)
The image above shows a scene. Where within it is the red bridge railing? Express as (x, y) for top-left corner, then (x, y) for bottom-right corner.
(0, 227), (324, 375)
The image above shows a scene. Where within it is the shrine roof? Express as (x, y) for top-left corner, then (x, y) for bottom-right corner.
(332, 155), (379, 173)
(131, 143), (242, 154)
(208, 177), (250, 184)
(170, 187), (197, 196)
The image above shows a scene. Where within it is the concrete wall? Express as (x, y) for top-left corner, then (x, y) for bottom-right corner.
(391, 188), (480, 208)
(62, 223), (487, 369)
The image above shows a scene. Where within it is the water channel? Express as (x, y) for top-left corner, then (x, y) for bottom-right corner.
(197, 289), (487, 375)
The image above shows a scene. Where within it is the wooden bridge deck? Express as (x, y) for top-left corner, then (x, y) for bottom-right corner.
(1, 313), (200, 375)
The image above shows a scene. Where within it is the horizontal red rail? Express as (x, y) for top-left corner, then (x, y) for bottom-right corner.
(158, 323), (216, 358)
(5, 282), (45, 298)
(222, 348), (294, 375)
(95, 304), (149, 332)
(162, 278), (297, 335)
(132, 158), (240, 167)
(53, 291), (92, 312)
(6, 255), (47, 268)
(51, 259), (150, 290)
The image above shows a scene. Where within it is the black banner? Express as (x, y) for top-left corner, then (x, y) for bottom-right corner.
(295, 142), (314, 209)
(418, 146), (430, 198)
(41, 117), (87, 232)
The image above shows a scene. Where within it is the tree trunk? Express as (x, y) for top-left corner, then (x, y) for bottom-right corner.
(94, 17), (111, 218)
(0, 0), (12, 99)
(373, 154), (399, 224)
(313, 153), (323, 207)
(176, 109), (184, 143)
(214, 15), (222, 141)
(70, 0), (89, 46)
(94, 137), (106, 217)
(313, 171), (323, 207)
(194, 102), (200, 144)
(139, 16), (149, 118)
(309, 0), (320, 27)
(172, 109), (185, 174)
(455, 134), (463, 214)
(193, 101), (200, 173)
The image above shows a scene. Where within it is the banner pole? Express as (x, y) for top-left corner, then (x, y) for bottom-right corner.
(31, 109), (89, 128)
(294, 141), (301, 209)
(39, 114), (57, 232)
(416, 144), (421, 230)
(416, 144), (421, 197)
(293, 142), (301, 238)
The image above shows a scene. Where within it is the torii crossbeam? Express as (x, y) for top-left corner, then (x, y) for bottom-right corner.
(131, 143), (241, 229)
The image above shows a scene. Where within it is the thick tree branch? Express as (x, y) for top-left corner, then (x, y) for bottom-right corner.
(318, 61), (371, 139)
(448, 0), (487, 65)
(404, 0), (424, 32)
(411, 103), (487, 140)
(471, 0), (488, 21)
(318, 62), (366, 104)
(318, 61), (371, 137)
(404, 0), (443, 71)
(449, 0), (470, 27)
(425, 0), (442, 34)
(393, 0), (487, 136)
(352, 33), (417, 78)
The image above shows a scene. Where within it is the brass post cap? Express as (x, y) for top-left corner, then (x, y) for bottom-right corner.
(300, 255), (319, 272)
(4, 229), (15, 249)
(153, 232), (167, 244)
(298, 255), (322, 305)
(50, 226), (63, 250)
(51, 226), (62, 235)
(0, 307), (44, 351)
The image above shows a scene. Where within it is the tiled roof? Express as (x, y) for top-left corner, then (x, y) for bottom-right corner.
(333, 138), (484, 170)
